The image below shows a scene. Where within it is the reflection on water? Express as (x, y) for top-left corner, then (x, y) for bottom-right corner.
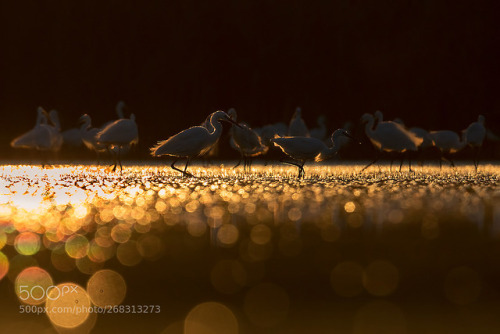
(0, 164), (499, 332)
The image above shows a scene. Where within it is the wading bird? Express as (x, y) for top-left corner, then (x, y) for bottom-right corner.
(429, 130), (466, 168)
(228, 109), (268, 172)
(11, 107), (53, 166)
(96, 114), (138, 171)
(288, 107), (309, 137)
(271, 129), (355, 178)
(361, 111), (423, 172)
(79, 114), (107, 162)
(150, 110), (240, 177)
(464, 115), (486, 171)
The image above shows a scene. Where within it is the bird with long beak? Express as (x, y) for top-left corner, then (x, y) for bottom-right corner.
(151, 110), (241, 177)
(271, 129), (358, 178)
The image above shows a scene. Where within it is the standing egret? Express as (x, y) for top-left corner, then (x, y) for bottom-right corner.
(11, 107), (53, 166)
(79, 114), (107, 162)
(464, 115), (486, 171)
(429, 130), (466, 168)
(271, 129), (355, 178)
(96, 114), (138, 171)
(288, 107), (309, 137)
(361, 112), (423, 172)
(150, 110), (240, 177)
(228, 109), (268, 172)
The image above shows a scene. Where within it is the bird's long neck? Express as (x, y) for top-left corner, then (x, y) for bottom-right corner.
(208, 118), (223, 144)
(80, 118), (91, 132)
(364, 117), (376, 140)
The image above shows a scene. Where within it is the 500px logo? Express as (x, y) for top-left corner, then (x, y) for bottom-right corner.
(18, 285), (77, 302)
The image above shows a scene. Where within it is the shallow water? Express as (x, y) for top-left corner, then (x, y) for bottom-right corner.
(0, 164), (499, 333)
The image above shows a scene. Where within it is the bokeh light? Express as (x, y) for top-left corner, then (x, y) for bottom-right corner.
(243, 283), (290, 328)
(14, 232), (41, 256)
(87, 269), (127, 307)
(185, 302), (238, 334)
(15, 266), (53, 305)
(0, 251), (9, 280)
(46, 283), (91, 328)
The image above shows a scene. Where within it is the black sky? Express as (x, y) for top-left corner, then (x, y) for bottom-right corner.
(1, 0), (499, 158)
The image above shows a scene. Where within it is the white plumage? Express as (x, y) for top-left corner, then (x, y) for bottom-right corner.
(151, 110), (238, 176)
(271, 129), (353, 178)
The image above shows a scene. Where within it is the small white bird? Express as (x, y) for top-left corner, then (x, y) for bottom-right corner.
(11, 107), (52, 151)
(79, 114), (107, 161)
(271, 129), (355, 178)
(288, 107), (309, 137)
(429, 130), (466, 168)
(361, 111), (423, 172)
(11, 107), (54, 166)
(150, 110), (240, 177)
(464, 115), (486, 171)
(228, 109), (268, 172)
(96, 114), (138, 171)
(254, 122), (288, 148)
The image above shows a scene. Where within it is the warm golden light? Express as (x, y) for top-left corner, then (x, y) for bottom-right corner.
(87, 269), (126, 307)
(46, 282), (91, 328)
(185, 301), (239, 334)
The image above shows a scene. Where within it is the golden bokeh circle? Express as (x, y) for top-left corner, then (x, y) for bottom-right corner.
(46, 283), (91, 329)
(87, 269), (127, 307)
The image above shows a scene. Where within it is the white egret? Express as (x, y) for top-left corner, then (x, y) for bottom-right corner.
(11, 107), (52, 151)
(288, 107), (309, 137)
(150, 110), (240, 177)
(228, 108), (268, 172)
(271, 129), (355, 178)
(254, 122), (288, 148)
(464, 115), (486, 171)
(79, 114), (107, 162)
(96, 114), (138, 171)
(361, 112), (423, 172)
(429, 130), (466, 168)
(11, 107), (54, 166)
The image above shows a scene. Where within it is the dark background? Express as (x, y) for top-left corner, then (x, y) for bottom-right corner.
(1, 0), (499, 160)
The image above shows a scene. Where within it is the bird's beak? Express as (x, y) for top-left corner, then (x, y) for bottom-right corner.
(224, 116), (244, 129)
(344, 132), (362, 145)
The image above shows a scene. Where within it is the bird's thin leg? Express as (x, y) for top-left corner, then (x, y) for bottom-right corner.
(183, 158), (194, 177)
(474, 147), (480, 172)
(171, 159), (184, 176)
(279, 158), (303, 178)
(233, 154), (242, 169)
(390, 159), (394, 172)
(300, 161), (306, 179)
(408, 151), (413, 172)
(399, 156), (404, 172)
(361, 154), (380, 172)
(439, 154), (443, 170)
(118, 147), (123, 172)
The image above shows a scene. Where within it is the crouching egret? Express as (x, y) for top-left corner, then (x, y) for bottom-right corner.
(271, 129), (356, 178)
(96, 114), (138, 171)
(429, 130), (466, 168)
(150, 110), (240, 177)
(228, 108), (268, 172)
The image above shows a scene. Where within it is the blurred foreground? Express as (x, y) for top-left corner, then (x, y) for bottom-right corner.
(0, 163), (499, 333)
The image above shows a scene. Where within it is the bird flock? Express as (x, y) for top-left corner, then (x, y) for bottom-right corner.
(10, 103), (490, 177)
